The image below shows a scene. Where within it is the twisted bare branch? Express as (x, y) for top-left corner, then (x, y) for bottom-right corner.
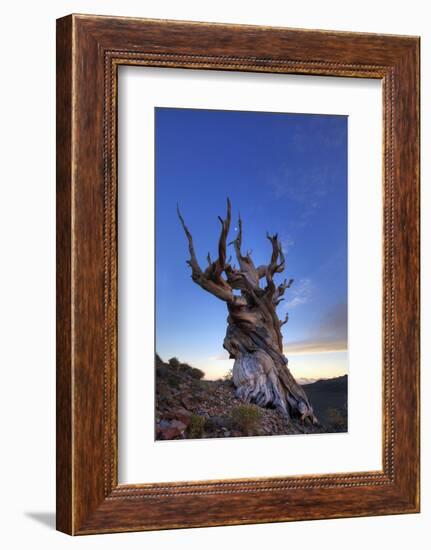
(177, 202), (233, 302)
(177, 204), (203, 277)
(213, 198), (231, 279)
(280, 312), (289, 327)
(228, 215), (261, 290)
(273, 278), (294, 305)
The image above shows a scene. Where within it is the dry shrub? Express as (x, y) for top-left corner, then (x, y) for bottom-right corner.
(187, 414), (206, 438)
(231, 404), (262, 435)
(326, 407), (347, 430)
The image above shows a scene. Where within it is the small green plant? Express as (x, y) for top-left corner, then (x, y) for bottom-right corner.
(223, 368), (233, 382)
(187, 414), (206, 439)
(204, 416), (217, 432)
(231, 404), (262, 435)
(326, 407), (347, 430)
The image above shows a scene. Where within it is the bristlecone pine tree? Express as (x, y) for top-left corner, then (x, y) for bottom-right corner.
(178, 199), (317, 424)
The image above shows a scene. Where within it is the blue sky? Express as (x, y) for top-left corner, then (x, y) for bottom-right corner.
(155, 107), (348, 381)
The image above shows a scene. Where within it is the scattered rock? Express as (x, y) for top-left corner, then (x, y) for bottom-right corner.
(159, 419), (170, 429)
(165, 407), (193, 426)
(156, 356), (340, 440)
(170, 420), (187, 432)
(157, 426), (180, 440)
(181, 396), (194, 410)
(156, 419), (187, 440)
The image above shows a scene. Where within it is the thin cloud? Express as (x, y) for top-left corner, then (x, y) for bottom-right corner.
(287, 116), (347, 155)
(321, 302), (347, 341)
(282, 278), (313, 309)
(284, 302), (348, 356)
(266, 161), (344, 229)
(280, 235), (295, 254)
(268, 165), (332, 203)
(207, 352), (230, 361)
(284, 339), (347, 356)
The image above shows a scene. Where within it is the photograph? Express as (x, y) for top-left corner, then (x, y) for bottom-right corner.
(155, 107), (348, 440)
(0, 1), (423, 544)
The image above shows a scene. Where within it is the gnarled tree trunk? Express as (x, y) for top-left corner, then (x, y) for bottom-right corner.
(178, 199), (317, 424)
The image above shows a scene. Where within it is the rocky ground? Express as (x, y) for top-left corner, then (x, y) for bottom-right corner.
(155, 355), (348, 440)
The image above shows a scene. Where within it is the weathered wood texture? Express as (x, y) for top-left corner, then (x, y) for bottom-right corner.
(56, 14), (420, 535)
(56, 16), (73, 535)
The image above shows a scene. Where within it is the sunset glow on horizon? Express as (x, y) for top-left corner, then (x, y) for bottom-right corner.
(156, 348), (348, 383)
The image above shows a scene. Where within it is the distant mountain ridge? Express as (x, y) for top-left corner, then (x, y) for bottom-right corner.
(302, 375), (348, 426)
(297, 377), (318, 385)
(298, 374), (348, 386)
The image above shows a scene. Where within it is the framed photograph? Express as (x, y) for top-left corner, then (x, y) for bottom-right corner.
(56, 14), (420, 534)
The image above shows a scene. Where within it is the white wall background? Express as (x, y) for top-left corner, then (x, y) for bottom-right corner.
(0, 1), (427, 548)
